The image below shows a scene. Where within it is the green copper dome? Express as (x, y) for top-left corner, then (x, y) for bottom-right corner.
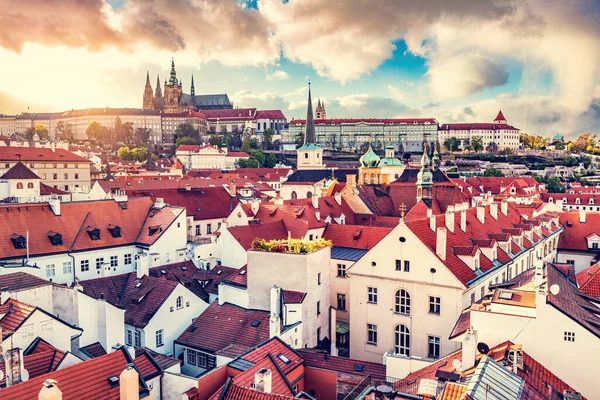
(360, 144), (381, 168)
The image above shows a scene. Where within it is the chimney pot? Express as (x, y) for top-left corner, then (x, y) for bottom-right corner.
(38, 379), (62, 400)
(462, 327), (478, 371)
(119, 363), (139, 400)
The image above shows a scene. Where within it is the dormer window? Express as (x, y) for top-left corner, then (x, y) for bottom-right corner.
(86, 227), (101, 240)
(107, 224), (121, 238)
(47, 231), (63, 246)
(590, 199), (594, 205)
(148, 225), (161, 236)
(10, 234), (26, 249)
(576, 198), (581, 204)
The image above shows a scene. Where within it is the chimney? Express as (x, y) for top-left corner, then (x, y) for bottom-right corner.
(334, 191), (342, 205)
(311, 193), (319, 209)
(136, 254), (149, 279)
(49, 195), (61, 216)
(315, 210), (320, 221)
(269, 286), (281, 338)
(185, 183), (191, 191)
(113, 190), (128, 203)
(254, 368), (272, 394)
(38, 379), (62, 400)
(556, 199), (564, 209)
(154, 198), (166, 209)
(476, 205), (485, 224)
(251, 199), (260, 215)
(436, 227), (447, 261)
(490, 202), (498, 220)
(345, 174), (356, 189)
(579, 209), (586, 223)
(119, 363), (139, 400)
(51, 142), (56, 153)
(4, 348), (25, 386)
(460, 210), (467, 232)
(230, 183), (237, 197)
(500, 200), (508, 215)
(429, 214), (436, 232)
(462, 327), (478, 371)
(445, 206), (455, 233)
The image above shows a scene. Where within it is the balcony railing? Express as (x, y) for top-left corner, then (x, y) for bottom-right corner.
(187, 236), (212, 245)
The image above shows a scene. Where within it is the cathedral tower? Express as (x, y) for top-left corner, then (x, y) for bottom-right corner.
(416, 144), (433, 201)
(155, 75), (162, 98)
(163, 58), (183, 113)
(315, 99), (326, 120)
(190, 74), (195, 97)
(143, 71), (154, 110)
(296, 82), (324, 170)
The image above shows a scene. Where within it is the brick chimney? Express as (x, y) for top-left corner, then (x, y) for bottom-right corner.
(429, 214), (436, 232)
(436, 227), (447, 261)
(154, 198), (166, 209)
(345, 174), (356, 189)
(119, 363), (139, 400)
(500, 200), (508, 215)
(49, 194), (61, 216)
(476, 205), (485, 224)
(38, 379), (62, 400)
(254, 368), (272, 394)
(490, 202), (498, 220)
(460, 210), (467, 232)
(136, 254), (150, 279)
(229, 183), (237, 197)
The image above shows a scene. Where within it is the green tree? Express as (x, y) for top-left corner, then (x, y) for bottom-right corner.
(246, 158), (260, 168)
(263, 128), (274, 150)
(241, 137), (251, 153)
(249, 138), (259, 150)
(547, 176), (566, 193)
(25, 123), (49, 141)
(265, 153), (278, 168)
(209, 135), (223, 147)
(175, 123), (199, 142)
(443, 137), (460, 152)
(295, 132), (305, 149)
(483, 168), (504, 177)
(250, 151), (266, 167)
(471, 136), (484, 153)
(55, 121), (75, 142)
(86, 122), (108, 144)
(176, 136), (200, 148)
(237, 159), (249, 168)
(131, 147), (148, 162)
(134, 127), (150, 144)
(117, 146), (133, 161)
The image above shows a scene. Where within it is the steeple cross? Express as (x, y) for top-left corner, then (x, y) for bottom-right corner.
(399, 203), (407, 218)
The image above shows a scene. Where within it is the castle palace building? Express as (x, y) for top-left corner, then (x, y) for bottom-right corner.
(143, 58), (233, 113)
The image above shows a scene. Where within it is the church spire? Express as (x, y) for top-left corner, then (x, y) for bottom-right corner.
(155, 74), (162, 98)
(416, 143), (433, 201)
(191, 74), (195, 97)
(304, 81), (316, 145)
(169, 57), (178, 85)
(143, 71), (154, 110)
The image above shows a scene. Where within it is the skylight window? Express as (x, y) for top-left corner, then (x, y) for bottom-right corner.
(252, 320), (261, 327)
(10, 234), (26, 250)
(354, 364), (364, 372)
(47, 231), (63, 246)
(277, 354), (291, 364)
(499, 291), (514, 300)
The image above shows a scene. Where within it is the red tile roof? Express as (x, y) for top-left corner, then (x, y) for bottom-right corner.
(223, 265), (248, 287)
(298, 349), (386, 379)
(0, 198), (181, 261)
(177, 144), (226, 153)
(79, 273), (179, 328)
(0, 272), (51, 292)
(255, 110), (286, 120)
(202, 108), (257, 120)
(449, 307), (471, 339)
(81, 342), (107, 358)
(39, 182), (69, 196)
(25, 337), (57, 355)
(134, 351), (162, 380)
(0, 298), (36, 339)
(494, 110), (506, 121)
(227, 152), (250, 158)
(227, 221), (291, 250)
(282, 290), (306, 304)
(135, 347), (180, 371)
(238, 337), (303, 375)
(0, 147), (91, 163)
(291, 118), (436, 125)
(203, 265), (238, 295)
(175, 302), (270, 355)
(323, 224), (391, 250)
(0, 347), (148, 400)
(0, 350), (68, 386)
(0, 161), (40, 179)
(576, 263), (600, 297)
(149, 261), (209, 301)
(558, 211), (600, 251)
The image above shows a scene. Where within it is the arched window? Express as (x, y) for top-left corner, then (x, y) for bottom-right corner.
(176, 296), (183, 309)
(363, 173), (368, 184)
(590, 199), (594, 204)
(394, 324), (410, 356)
(576, 198), (581, 204)
(27, 182), (34, 189)
(291, 191), (298, 200)
(394, 289), (410, 315)
(370, 173), (375, 184)
(307, 191), (313, 199)
(16, 182), (23, 189)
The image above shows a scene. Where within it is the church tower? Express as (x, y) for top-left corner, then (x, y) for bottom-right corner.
(296, 82), (324, 170)
(155, 75), (163, 98)
(315, 99), (326, 120)
(143, 71), (154, 110)
(163, 58), (183, 113)
(416, 144), (433, 201)
(190, 74), (195, 97)
(493, 110), (507, 124)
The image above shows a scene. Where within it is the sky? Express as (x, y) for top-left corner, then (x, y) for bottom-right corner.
(0, 0), (599, 139)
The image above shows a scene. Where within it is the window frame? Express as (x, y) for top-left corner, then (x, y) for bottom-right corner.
(367, 323), (378, 345)
(367, 287), (378, 304)
(394, 289), (411, 315)
(428, 335), (441, 359)
(156, 329), (164, 347)
(428, 296), (441, 315)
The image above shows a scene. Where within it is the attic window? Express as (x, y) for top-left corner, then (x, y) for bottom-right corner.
(86, 227), (101, 240)
(161, 269), (167, 275)
(119, 203), (128, 210)
(47, 231), (63, 246)
(252, 320), (261, 327)
(108, 376), (119, 388)
(181, 266), (187, 271)
(10, 234), (26, 249)
(187, 326), (197, 333)
(499, 291), (514, 300)
(354, 364), (364, 372)
(240, 270), (247, 276)
(277, 354), (291, 364)
(107, 225), (121, 238)
(148, 225), (161, 236)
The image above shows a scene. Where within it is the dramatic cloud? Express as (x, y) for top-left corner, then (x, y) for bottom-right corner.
(230, 90), (289, 110)
(266, 70), (290, 81)
(427, 55), (509, 100)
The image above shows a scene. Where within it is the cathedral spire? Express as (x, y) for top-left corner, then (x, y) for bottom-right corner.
(143, 71), (154, 110)
(304, 81), (316, 145)
(169, 57), (178, 85)
(191, 74), (195, 97)
(145, 71), (151, 86)
(155, 75), (162, 98)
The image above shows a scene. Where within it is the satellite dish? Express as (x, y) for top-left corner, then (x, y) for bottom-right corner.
(452, 359), (462, 371)
(550, 284), (560, 295)
(22, 369), (30, 382)
(477, 342), (490, 355)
